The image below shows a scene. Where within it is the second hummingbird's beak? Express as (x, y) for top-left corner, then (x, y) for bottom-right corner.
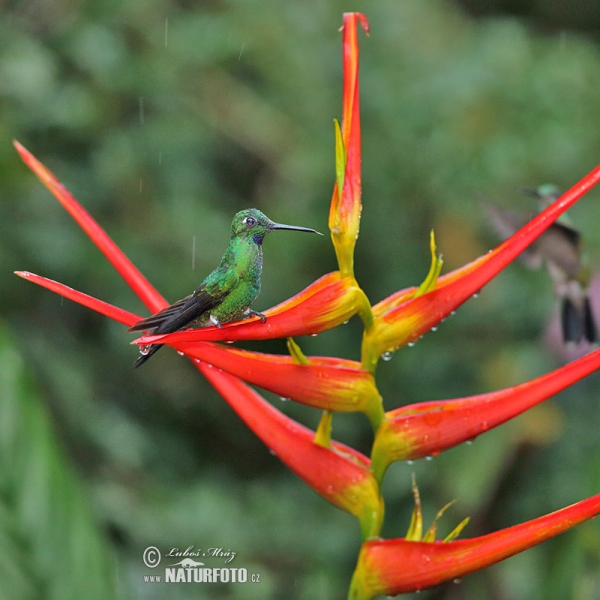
(520, 187), (541, 200)
(270, 222), (323, 235)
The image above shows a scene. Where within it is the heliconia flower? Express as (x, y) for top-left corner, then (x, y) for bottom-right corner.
(13, 8), (600, 594)
(370, 345), (600, 481)
(12, 142), (384, 539)
(348, 492), (600, 598)
(178, 342), (385, 428)
(196, 362), (384, 540)
(362, 164), (600, 370)
(14, 268), (385, 424)
(329, 12), (369, 278)
(133, 272), (371, 346)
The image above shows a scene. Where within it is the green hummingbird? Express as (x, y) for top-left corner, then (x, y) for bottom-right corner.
(485, 184), (598, 345)
(129, 208), (321, 367)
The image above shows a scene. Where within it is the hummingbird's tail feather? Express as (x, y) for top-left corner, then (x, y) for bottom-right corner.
(128, 296), (194, 332)
(129, 290), (221, 367)
(561, 297), (599, 344)
(134, 343), (163, 368)
(583, 297), (599, 344)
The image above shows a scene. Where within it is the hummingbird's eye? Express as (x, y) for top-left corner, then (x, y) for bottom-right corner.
(244, 217), (257, 227)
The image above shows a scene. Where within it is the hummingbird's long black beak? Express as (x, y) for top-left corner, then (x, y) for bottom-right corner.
(270, 222), (323, 235)
(520, 186), (541, 199)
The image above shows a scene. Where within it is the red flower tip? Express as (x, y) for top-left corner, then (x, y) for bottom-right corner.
(14, 270), (141, 327)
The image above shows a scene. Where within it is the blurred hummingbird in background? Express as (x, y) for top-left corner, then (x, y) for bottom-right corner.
(129, 208), (322, 367)
(485, 184), (598, 345)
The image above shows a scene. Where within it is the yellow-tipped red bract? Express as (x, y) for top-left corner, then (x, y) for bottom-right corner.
(198, 364), (384, 540)
(329, 13), (369, 278)
(183, 342), (384, 428)
(13, 9), (600, 599)
(370, 346), (600, 481)
(348, 492), (600, 598)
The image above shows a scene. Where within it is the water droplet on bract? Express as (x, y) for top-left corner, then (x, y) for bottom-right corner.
(343, 320), (349, 325)
(140, 345), (151, 356)
(407, 341), (416, 347)
(431, 326), (438, 332)
(279, 397), (290, 402)
(310, 333), (318, 337)
(382, 351), (393, 362)
(177, 351), (184, 356)
(194, 358), (200, 364)
(225, 340), (234, 344)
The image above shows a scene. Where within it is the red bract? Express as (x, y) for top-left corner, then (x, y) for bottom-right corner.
(349, 492), (600, 598)
(329, 13), (369, 278)
(370, 346), (600, 481)
(14, 10), (600, 598)
(197, 363), (383, 540)
(14, 271), (141, 327)
(180, 342), (384, 427)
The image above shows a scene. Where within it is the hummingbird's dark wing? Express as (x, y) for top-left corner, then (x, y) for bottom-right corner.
(483, 202), (542, 268)
(127, 291), (218, 333)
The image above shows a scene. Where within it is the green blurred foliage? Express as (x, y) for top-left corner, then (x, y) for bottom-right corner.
(2, 0), (600, 598)
(0, 324), (120, 600)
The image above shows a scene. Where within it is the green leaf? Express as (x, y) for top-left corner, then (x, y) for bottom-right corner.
(414, 230), (444, 298)
(0, 324), (120, 600)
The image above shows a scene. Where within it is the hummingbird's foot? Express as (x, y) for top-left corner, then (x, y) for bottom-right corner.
(245, 309), (267, 323)
(209, 314), (223, 329)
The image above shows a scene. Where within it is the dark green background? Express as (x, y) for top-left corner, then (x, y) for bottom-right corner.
(2, 1), (600, 598)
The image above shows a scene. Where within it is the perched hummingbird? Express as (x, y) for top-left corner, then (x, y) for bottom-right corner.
(129, 208), (321, 367)
(484, 185), (598, 345)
